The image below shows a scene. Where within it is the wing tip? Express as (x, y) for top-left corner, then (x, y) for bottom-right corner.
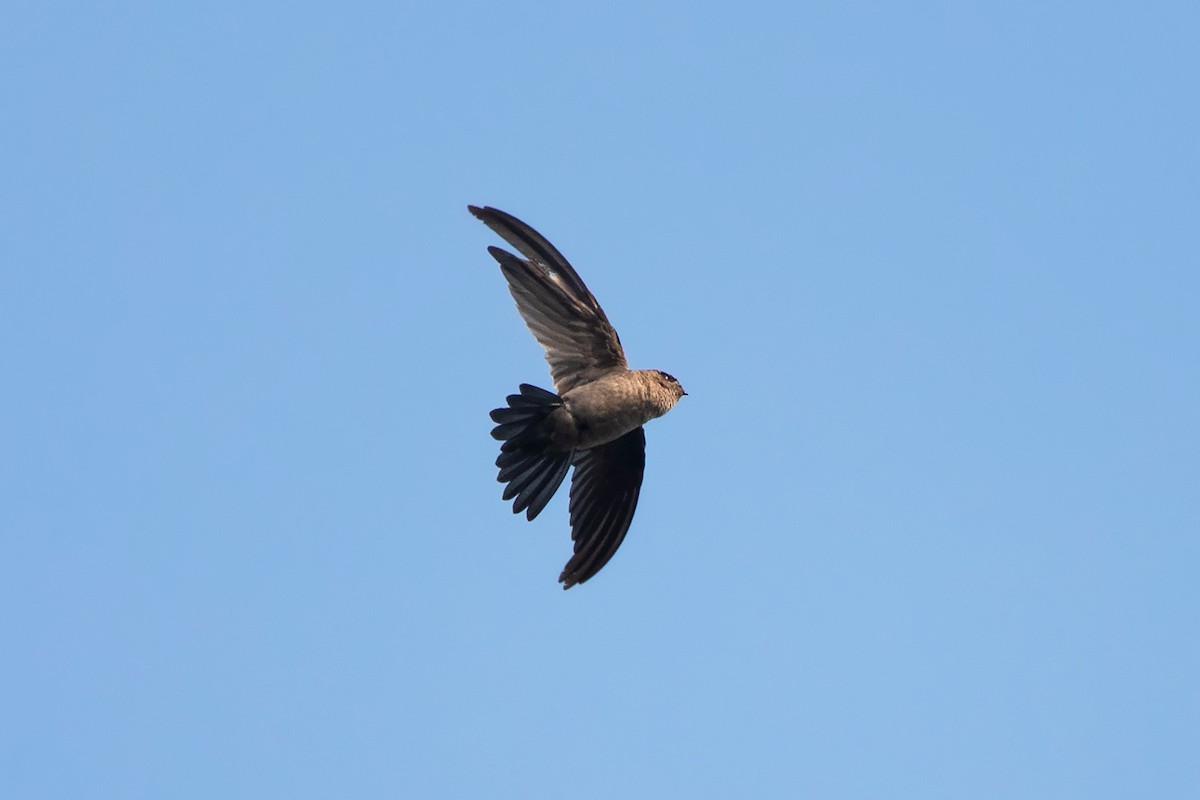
(469, 204), (510, 226)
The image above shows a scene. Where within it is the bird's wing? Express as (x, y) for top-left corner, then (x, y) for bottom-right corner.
(559, 426), (646, 588)
(469, 205), (627, 394)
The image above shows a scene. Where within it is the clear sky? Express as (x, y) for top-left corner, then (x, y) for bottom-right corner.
(3, 2), (1197, 798)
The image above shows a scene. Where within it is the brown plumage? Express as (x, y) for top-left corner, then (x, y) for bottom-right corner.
(470, 205), (685, 588)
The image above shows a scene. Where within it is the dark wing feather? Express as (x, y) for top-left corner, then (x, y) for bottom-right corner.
(469, 205), (627, 394)
(559, 427), (646, 588)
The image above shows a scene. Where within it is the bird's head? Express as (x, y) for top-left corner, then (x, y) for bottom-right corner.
(654, 370), (687, 402)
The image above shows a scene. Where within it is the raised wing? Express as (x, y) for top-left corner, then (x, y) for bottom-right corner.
(559, 426), (646, 588)
(469, 205), (627, 394)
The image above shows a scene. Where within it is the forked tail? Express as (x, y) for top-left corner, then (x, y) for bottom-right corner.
(490, 384), (572, 520)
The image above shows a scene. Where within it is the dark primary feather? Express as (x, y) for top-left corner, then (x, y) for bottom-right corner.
(560, 426), (647, 588)
(468, 206), (627, 394)
(467, 206), (593, 301)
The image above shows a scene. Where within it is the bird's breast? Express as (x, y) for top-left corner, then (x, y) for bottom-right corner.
(559, 374), (659, 450)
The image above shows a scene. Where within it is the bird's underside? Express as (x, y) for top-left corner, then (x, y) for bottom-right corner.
(470, 205), (684, 588)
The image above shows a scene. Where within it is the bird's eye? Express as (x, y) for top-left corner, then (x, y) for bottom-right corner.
(659, 371), (677, 384)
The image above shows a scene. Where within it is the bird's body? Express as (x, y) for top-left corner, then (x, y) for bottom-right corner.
(551, 369), (681, 451)
(470, 205), (685, 588)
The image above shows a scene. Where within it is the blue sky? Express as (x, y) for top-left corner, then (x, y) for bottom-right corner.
(3, 1), (1197, 797)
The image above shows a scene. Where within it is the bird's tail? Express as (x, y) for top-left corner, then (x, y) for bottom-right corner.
(490, 384), (572, 520)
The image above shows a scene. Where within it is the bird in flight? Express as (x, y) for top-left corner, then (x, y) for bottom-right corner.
(470, 205), (686, 589)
